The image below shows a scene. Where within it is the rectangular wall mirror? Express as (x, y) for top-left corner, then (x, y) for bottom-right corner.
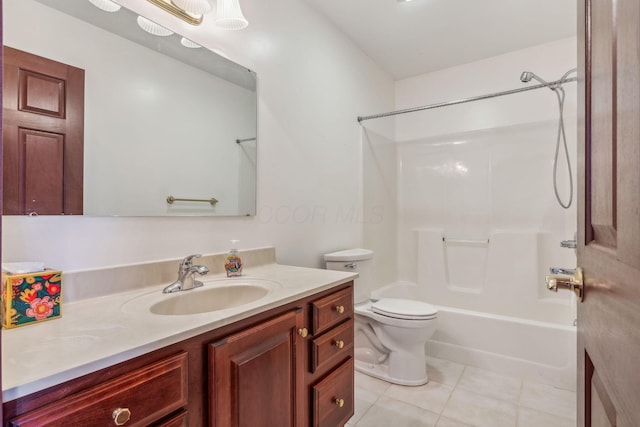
(3, 0), (257, 216)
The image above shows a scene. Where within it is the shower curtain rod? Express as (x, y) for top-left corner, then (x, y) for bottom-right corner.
(357, 76), (578, 123)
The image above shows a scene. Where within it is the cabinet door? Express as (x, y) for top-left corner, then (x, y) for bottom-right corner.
(209, 309), (304, 427)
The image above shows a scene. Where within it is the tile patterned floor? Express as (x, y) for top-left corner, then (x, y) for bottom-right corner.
(346, 356), (577, 427)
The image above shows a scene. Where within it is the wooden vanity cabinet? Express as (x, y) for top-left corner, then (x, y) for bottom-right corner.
(2, 282), (354, 427)
(208, 309), (305, 427)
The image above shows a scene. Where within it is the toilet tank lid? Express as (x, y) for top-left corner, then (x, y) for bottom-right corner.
(324, 248), (374, 261)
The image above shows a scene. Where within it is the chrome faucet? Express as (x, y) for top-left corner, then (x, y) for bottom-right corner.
(163, 254), (210, 293)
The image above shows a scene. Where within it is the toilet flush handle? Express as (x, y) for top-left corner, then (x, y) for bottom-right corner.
(344, 262), (357, 270)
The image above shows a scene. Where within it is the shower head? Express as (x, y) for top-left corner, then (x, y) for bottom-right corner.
(520, 71), (534, 83)
(520, 71), (550, 86)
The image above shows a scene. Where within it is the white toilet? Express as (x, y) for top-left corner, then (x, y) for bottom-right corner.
(324, 248), (438, 386)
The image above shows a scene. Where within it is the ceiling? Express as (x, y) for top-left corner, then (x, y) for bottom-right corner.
(301, 0), (577, 80)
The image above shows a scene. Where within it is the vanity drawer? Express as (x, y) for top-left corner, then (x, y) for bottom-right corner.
(9, 352), (188, 427)
(312, 358), (354, 427)
(310, 319), (353, 373)
(310, 287), (353, 335)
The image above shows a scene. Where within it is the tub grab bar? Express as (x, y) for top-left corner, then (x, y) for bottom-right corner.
(442, 237), (489, 245)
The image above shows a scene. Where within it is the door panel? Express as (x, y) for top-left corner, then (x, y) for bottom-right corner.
(1, 0), (4, 421)
(2, 46), (83, 215)
(578, 0), (640, 426)
(588, 0), (616, 247)
(589, 359), (617, 427)
(22, 129), (65, 214)
(18, 68), (66, 118)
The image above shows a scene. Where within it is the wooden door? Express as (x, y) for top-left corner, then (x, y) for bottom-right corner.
(577, 0), (640, 425)
(208, 309), (305, 427)
(1, 1), (4, 422)
(2, 46), (84, 215)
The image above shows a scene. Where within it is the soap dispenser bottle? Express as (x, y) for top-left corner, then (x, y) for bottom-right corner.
(225, 240), (243, 277)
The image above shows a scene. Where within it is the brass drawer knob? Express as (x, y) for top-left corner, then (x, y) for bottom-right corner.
(334, 305), (345, 314)
(298, 328), (309, 338)
(334, 398), (345, 408)
(333, 339), (345, 349)
(112, 408), (131, 425)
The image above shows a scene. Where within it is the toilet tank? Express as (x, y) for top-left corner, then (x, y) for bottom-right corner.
(324, 248), (374, 304)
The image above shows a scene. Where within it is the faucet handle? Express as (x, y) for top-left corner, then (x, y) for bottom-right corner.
(549, 267), (576, 275)
(179, 254), (202, 270)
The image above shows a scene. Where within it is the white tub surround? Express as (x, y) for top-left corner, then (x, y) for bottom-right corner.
(2, 247), (357, 401)
(417, 229), (576, 325)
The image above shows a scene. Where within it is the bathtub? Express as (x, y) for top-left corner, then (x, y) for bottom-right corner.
(371, 281), (577, 391)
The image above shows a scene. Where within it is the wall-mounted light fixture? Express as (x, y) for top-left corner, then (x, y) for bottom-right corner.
(147, 0), (205, 25)
(146, 0), (248, 29)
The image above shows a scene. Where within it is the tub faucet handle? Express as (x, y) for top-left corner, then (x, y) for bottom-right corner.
(549, 267), (576, 275)
(545, 267), (584, 302)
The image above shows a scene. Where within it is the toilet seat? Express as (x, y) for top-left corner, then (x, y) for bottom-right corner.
(371, 298), (438, 321)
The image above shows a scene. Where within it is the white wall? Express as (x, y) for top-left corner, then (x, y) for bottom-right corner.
(393, 38), (577, 323)
(2, 0), (395, 270)
(395, 37), (578, 141)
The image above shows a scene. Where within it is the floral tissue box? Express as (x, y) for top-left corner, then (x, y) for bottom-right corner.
(2, 269), (62, 328)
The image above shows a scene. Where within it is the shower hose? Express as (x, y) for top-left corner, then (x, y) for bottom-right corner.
(550, 68), (577, 209)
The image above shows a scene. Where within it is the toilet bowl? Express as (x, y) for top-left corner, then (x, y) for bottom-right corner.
(324, 249), (438, 386)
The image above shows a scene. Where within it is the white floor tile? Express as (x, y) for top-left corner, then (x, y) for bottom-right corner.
(517, 406), (576, 427)
(356, 395), (440, 427)
(426, 356), (465, 387)
(384, 381), (454, 414)
(442, 388), (518, 427)
(456, 366), (522, 404)
(355, 371), (392, 396)
(349, 385), (380, 425)
(435, 416), (474, 427)
(519, 381), (577, 421)
(353, 357), (577, 427)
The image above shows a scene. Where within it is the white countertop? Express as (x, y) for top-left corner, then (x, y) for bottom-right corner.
(2, 262), (356, 401)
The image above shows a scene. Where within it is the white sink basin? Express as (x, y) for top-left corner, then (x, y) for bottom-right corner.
(151, 284), (269, 315)
(122, 278), (280, 316)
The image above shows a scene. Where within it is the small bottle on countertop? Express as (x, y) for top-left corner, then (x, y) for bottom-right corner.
(225, 240), (243, 277)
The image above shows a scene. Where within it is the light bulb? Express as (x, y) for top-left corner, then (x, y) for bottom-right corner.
(180, 37), (202, 48)
(137, 16), (174, 36)
(216, 0), (248, 30)
(88, 0), (121, 12)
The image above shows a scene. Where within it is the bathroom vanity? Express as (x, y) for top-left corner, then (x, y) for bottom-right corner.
(1, 250), (355, 426)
